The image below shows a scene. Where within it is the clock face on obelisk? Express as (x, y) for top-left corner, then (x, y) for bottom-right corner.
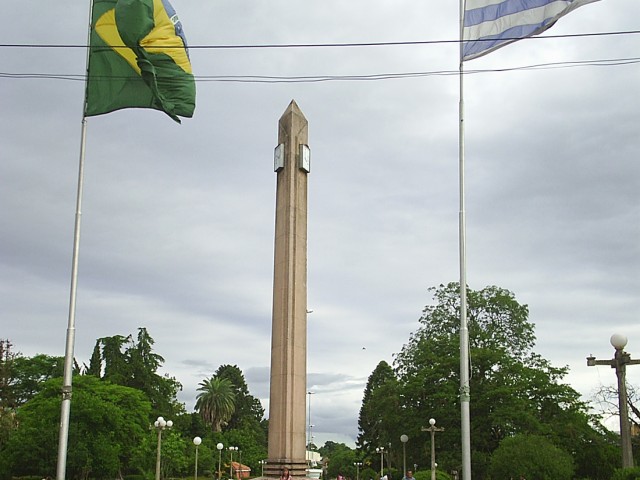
(299, 144), (310, 173)
(274, 143), (284, 172)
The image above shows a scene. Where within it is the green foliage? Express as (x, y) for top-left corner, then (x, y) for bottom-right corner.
(489, 434), (574, 480)
(611, 466), (640, 480)
(356, 361), (399, 457)
(196, 377), (236, 432)
(215, 364), (265, 429)
(90, 328), (184, 416)
(413, 470), (450, 480)
(319, 442), (356, 478)
(0, 375), (151, 479)
(0, 335), (266, 480)
(9, 353), (64, 406)
(356, 283), (617, 480)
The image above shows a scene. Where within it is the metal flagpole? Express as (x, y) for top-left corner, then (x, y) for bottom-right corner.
(56, 3), (94, 479)
(458, 1), (472, 479)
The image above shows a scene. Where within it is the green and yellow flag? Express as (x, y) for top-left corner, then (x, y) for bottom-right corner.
(86, 0), (195, 122)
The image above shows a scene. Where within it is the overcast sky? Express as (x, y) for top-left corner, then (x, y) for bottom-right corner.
(1, 0), (639, 448)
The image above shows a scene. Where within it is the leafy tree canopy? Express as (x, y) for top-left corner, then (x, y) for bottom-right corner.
(489, 434), (574, 480)
(358, 283), (617, 480)
(87, 327), (183, 416)
(0, 375), (151, 479)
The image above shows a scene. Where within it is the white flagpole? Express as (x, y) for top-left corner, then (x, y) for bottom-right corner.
(56, 3), (93, 479)
(56, 117), (87, 480)
(458, 1), (472, 479)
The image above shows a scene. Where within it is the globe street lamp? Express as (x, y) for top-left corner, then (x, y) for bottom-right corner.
(154, 416), (173, 480)
(587, 334), (640, 468)
(354, 462), (363, 480)
(193, 437), (202, 480)
(260, 460), (267, 477)
(216, 443), (224, 480)
(422, 418), (444, 480)
(375, 447), (385, 478)
(400, 435), (408, 476)
(228, 446), (238, 478)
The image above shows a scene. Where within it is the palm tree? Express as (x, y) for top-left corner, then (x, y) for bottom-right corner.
(195, 376), (236, 431)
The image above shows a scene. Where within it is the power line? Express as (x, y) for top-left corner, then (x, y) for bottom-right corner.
(0, 29), (638, 50)
(1, 57), (638, 85)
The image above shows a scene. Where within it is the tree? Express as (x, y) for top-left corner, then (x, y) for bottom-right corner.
(127, 327), (182, 415)
(318, 442), (356, 479)
(357, 361), (399, 455)
(85, 342), (102, 377)
(8, 353), (64, 406)
(89, 328), (183, 416)
(215, 364), (265, 429)
(100, 334), (131, 385)
(0, 340), (18, 452)
(384, 283), (615, 479)
(0, 375), (151, 479)
(593, 383), (640, 460)
(489, 434), (574, 480)
(195, 376), (236, 432)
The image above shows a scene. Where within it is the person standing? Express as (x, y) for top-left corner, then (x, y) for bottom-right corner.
(402, 471), (414, 480)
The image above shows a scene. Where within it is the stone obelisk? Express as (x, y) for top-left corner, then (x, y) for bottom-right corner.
(265, 100), (310, 478)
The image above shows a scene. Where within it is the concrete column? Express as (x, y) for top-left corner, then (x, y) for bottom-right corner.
(266, 100), (309, 478)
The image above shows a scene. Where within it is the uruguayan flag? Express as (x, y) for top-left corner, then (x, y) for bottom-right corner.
(462, 0), (599, 61)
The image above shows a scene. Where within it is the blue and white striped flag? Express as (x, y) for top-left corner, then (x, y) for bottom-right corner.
(462, 0), (600, 61)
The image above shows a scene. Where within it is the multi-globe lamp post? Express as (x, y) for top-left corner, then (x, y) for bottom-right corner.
(154, 416), (173, 480)
(193, 437), (202, 480)
(228, 446), (239, 478)
(354, 462), (363, 480)
(260, 460), (267, 477)
(587, 333), (639, 468)
(216, 443), (224, 480)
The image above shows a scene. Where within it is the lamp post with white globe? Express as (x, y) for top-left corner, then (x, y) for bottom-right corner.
(354, 462), (363, 480)
(154, 416), (173, 480)
(375, 447), (385, 478)
(193, 437), (202, 480)
(400, 435), (408, 476)
(587, 333), (640, 468)
(216, 443), (224, 480)
(228, 446), (238, 479)
(422, 418), (444, 480)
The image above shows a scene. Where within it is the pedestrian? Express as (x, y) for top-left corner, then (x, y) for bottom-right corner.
(280, 467), (293, 480)
(402, 470), (414, 480)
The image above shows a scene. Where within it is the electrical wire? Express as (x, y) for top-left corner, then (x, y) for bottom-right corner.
(0, 29), (638, 50)
(1, 57), (638, 84)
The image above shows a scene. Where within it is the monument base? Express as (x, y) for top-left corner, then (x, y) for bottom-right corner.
(263, 460), (309, 478)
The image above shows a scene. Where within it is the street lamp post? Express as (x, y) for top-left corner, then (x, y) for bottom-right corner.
(228, 446), (238, 479)
(154, 416), (173, 480)
(260, 460), (267, 477)
(307, 391), (315, 450)
(354, 462), (363, 480)
(587, 333), (640, 468)
(216, 443), (224, 480)
(375, 447), (385, 478)
(400, 435), (408, 477)
(193, 437), (202, 480)
(422, 418), (444, 480)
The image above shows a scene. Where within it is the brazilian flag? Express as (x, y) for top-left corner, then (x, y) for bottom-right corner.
(86, 0), (195, 123)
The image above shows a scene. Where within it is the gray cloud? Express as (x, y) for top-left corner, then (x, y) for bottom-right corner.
(1, 0), (638, 448)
